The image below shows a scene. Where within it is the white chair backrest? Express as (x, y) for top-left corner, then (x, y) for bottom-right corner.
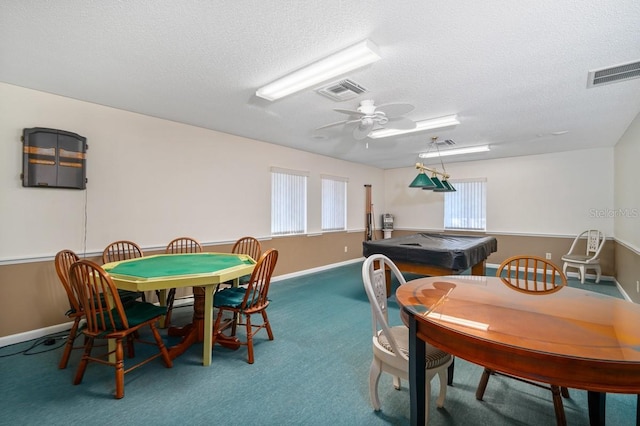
(362, 254), (407, 357)
(570, 230), (605, 259)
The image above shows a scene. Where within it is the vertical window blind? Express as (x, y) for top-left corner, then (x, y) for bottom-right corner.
(271, 168), (308, 235)
(444, 179), (487, 230)
(321, 175), (347, 231)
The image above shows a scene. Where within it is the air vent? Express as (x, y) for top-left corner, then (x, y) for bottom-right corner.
(434, 139), (455, 146)
(587, 60), (640, 88)
(317, 79), (368, 101)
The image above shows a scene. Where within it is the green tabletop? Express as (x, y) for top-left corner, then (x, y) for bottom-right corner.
(104, 253), (254, 279)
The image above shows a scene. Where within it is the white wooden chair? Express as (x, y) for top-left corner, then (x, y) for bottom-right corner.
(561, 230), (606, 284)
(362, 254), (452, 422)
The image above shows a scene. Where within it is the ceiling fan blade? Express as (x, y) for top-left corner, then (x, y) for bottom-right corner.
(315, 120), (350, 130)
(376, 103), (415, 117)
(386, 116), (417, 130)
(334, 108), (366, 117)
(353, 122), (374, 140)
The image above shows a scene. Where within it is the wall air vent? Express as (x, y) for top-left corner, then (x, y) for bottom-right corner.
(587, 60), (640, 88)
(317, 79), (368, 101)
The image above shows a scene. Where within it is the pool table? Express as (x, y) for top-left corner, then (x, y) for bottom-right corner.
(362, 233), (498, 294)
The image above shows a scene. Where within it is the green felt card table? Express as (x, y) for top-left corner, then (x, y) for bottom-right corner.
(103, 253), (256, 366)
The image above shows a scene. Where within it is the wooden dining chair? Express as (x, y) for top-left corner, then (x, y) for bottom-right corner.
(212, 248), (278, 364)
(164, 237), (203, 326)
(54, 249), (83, 369)
(102, 240), (147, 301)
(476, 255), (569, 426)
(68, 259), (172, 399)
(220, 236), (262, 288)
(102, 240), (144, 263)
(362, 254), (452, 420)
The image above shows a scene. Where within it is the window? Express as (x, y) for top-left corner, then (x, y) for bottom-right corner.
(444, 179), (486, 230)
(271, 168), (308, 235)
(321, 175), (347, 231)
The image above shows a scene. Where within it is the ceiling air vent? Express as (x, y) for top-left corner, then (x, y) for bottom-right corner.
(587, 60), (640, 88)
(317, 79), (368, 101)
(434, 139), (455, 146)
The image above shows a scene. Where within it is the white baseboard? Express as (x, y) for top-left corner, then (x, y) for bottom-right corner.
(0, 321), (75, 348)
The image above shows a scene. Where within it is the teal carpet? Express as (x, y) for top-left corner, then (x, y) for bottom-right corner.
(0, 263), (636, 425)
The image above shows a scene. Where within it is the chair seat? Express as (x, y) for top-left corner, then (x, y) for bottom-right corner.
(378, 326), (451, 369)
(214, 287), (247, 308)
(561, 254), (598, 264)
(107, 301), (168, 331)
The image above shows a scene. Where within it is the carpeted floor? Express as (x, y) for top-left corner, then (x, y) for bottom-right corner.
(0, 262), (635, 425)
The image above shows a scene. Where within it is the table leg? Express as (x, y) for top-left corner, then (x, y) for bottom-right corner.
(408, 313), (426, 426)
(471, 260), (486, 276)
(202, 284), (214, 366)
(588, 391), (605, 426)
(157, 289), (167, 328)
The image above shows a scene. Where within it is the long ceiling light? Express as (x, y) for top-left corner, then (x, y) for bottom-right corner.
(368, 114), (459, 139)
(418, 144), (490, 159)
(255, 39), (381, 101)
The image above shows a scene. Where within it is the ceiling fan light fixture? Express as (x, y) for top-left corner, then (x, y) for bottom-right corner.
(256, 39), (381, 101)
(368, 114), (459, 139)
(419, 144), (490, 159)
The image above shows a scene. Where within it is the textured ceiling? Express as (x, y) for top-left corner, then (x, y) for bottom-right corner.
(1, 1), (639, 169)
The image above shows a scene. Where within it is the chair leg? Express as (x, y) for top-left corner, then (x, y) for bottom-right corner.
(425, 373), (432, 422)
(594, 265), (602, 283)
(261, 310), (274, 340)
(211, 309), (225, 347)
(149, 323), (173, 368)
(435, 369), (448, 408)
(392, 375), (401, 390)
(579, 265), (586, 284)
(369, 358), (382, 410)
(73, 337), (94, 385)
(475, 368), (492, 400)
(246, 315), (254, 364)
(561, 386), (570, 398)
(58, 317), (81, 369)
(114, 338), (125, 399)
(126, 334), (135, 358)
(551, 385), (567, 426)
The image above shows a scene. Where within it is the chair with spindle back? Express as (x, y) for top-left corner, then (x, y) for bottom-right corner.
(102, 240), (147, 302)
(212, 249), (278, 364)
(164, 237), (203, 326)
(68, 259), (172, 399)
(476, 255), (569, 426)
(54, 249), (83, 369)
(219, 236), (262, 288)
(362, 254), (452, 420)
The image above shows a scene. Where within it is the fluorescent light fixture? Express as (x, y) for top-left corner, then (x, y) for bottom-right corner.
(419, 145), (490, 159)
(368, 114), (459, 139)
(255, 39), (381, 101)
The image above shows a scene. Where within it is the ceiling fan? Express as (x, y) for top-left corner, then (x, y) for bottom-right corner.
(316, 99), (416, 140)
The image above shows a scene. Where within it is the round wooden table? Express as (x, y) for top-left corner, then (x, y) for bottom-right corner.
(396, 275), (640, 426)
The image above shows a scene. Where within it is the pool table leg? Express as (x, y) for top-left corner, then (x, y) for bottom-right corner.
(471, 260), (486, 276)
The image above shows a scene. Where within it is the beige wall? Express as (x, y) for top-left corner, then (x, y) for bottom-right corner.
(614, 112), (640, 300)
(1, 83), (638, 339)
